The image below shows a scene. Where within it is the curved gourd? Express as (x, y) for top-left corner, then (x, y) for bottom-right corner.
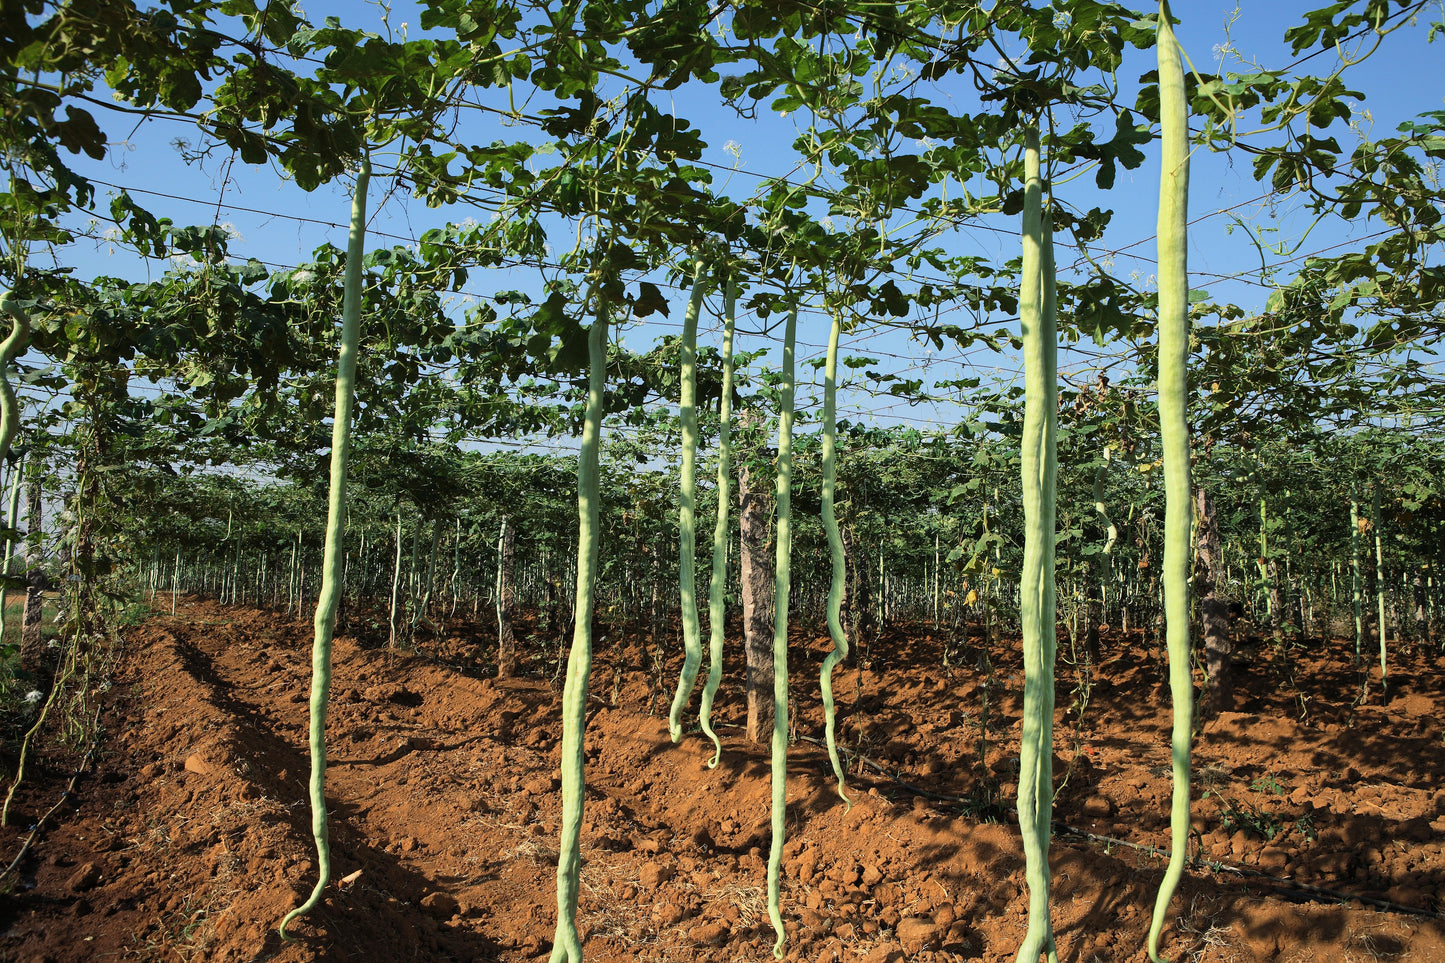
(0, 290), (30, 465)
(548, 290), (609, 963)
(281, 153), (370, 939)
(818, 309), (851, 809)
(699, 276), (737, 766)
(1372, 483), (1388, 688)
(669, 258), (708, 742)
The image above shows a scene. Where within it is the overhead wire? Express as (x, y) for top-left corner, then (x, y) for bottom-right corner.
(40, 0), (1437, 306)
(25, 0), (1443, 454)
(72, 167), (1412, 333)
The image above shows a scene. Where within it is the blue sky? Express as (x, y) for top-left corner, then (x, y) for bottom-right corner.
(42, 1), (1445, 437)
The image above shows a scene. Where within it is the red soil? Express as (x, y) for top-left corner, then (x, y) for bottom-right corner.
(2, 596), (1442, 962)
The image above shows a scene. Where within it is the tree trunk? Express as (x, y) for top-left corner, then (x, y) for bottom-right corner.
(412, 520), (441, 634)
(738, 461), (774, 745)
(73, 445), (103, 644)
(1413, 572), (1429, 646)
(1267, 558), (1284, 640)
(1194, 487), (1232, 711)
(1084, 584), (1102, 663)
(849, 525), (874, 649)
(1256, 481), (1274, 631)
(388, 514), (403, 648)
(19, 469), (44, 672)
(497, 515), (516, 678)
(649, 544), (662, 649)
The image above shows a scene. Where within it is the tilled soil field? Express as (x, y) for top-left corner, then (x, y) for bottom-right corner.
(2, 596), (1442, 962)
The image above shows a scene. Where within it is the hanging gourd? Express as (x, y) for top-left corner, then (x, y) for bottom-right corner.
(0, 290), (29, 464)
(668, 256), (709, 742)
(1146, 2), (1195, 958)
(699, 275), (737, 766)
(819, 308), (851, 808)
(281, 153), (371, 939)
(1014, 121), (1060, 963)
(549, 286), (611, 963)
(766, 304), (798, 960)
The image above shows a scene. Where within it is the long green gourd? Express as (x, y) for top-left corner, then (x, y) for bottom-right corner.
(0, 292), (30, 822)
(1256, 479), (1273, 625)
(818, 309), (850, 809)
(767, 304), (798, 960)
(668, 257), (708, 742)
(1349, 492), (1363, 662)
(1093, 447), (1118, 578)
(2, 462), (23, 622)
(1372, 482), (1387, 688)
(0, 290), (31, 464)
(549, 289), (609, 963)
(0, 291), (29, 639)
(280, 153), (370, 940)
(1015, 122), (1060, 963)
(699, 276), (737, 766)
(388, 510), (403, 647)
(1147, 3), (1194, 958)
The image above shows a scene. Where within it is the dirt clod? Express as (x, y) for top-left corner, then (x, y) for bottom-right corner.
(64, 862), (102, 892)
(896, 916), (940, 948)
(689, 920), (730, 945)
(420, 892), (460, 917)
(640, 860), (675, 887)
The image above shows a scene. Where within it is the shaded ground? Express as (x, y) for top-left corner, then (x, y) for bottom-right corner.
(2, 595), (1443, 962)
